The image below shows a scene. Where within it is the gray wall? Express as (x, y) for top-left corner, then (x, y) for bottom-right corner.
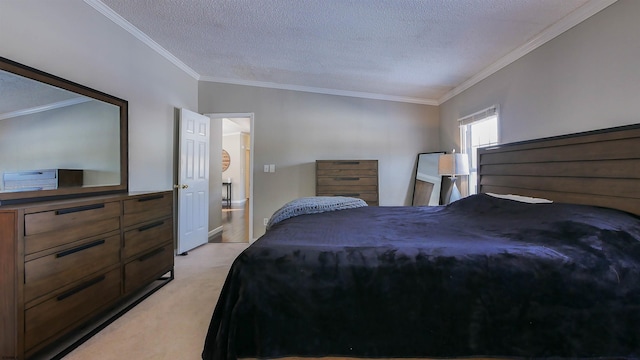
(8, 0), (631, 241)
(440, 0), (640, 153)
(1, 0), (216, 232)
(0, 101), (121, 189)
(1, 0), (198, 194)
(199, 82), (440, 238)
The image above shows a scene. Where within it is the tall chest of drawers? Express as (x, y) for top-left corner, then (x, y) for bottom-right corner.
(316, 160), (379, 205)
(0, 191), (174, 360)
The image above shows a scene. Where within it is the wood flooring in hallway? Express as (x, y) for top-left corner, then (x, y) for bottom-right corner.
(213, 201), (249, 243)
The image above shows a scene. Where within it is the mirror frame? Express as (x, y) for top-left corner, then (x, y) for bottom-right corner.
(0, 57), (128, 204)
(411, 151), (445, 206)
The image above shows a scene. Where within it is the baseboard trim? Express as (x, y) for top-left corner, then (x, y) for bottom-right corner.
(208, 226), (223, 240)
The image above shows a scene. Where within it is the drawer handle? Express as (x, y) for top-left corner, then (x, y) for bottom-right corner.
(138, 247), (165, 262)
(137, 195), (164, 202)
(339, 193), (361, 197)
(56, 239), (105, 258)
(56, 203), (105, 215)
(57, 275), (106, 301)
(333, 161), (360, 165)
(335, 177), (360, 181)
(138, 221), (165, 232)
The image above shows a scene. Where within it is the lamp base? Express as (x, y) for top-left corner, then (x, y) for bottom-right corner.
(444, 177), (462, 204)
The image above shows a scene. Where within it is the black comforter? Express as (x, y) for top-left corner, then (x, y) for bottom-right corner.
(203, 194), (640, 359)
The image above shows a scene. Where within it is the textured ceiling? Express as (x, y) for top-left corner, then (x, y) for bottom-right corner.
(5, 0), (616, 108)
(94, 0), (613, 104)
(0, 71), (81, 116)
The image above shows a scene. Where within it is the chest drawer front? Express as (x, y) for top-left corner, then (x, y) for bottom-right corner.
(123, 193), (173, 228)
(124, 219), (173, 260)
(125, 243), (173, 293)
(316, 168), (378, 177)
(24, 201), (121, 236)
(316, 160), (377, 171)
(25, 234), (121, 302)
(317, 176), (378, 187)
(24, 268), (121, 351)
(316, 160), (379, 206)
(316, 190), (378, 202)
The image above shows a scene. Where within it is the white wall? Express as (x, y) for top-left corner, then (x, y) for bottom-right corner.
(208, 118), (223, 234)
(0, 0), (198, 193)
(440, 0), (640, 152)
(199, 82), (440, 238)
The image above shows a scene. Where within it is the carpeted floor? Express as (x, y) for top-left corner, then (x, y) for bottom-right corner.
(61, 243), (248, 360)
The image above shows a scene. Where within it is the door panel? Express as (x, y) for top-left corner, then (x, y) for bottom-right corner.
(177, 108), (210, 254)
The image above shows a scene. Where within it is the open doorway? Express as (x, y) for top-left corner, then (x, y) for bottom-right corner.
(208, 113), (254, 243)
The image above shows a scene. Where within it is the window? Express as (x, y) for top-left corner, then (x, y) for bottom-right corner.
(460, 106), (499, 195)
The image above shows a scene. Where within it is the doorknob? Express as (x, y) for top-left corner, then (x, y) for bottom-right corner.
(174, 184), (189, 189)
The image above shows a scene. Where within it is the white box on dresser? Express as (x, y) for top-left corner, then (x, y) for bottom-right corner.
(2, 169), (83, 192)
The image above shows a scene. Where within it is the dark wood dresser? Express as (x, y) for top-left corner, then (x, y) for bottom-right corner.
(0, 191), (174, 360)
(316, 160), (379, 205)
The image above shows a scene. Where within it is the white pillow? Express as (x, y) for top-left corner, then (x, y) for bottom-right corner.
(486, 192), (553, 204)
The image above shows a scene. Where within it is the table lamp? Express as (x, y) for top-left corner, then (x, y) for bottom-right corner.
(438, 150), (470, 204)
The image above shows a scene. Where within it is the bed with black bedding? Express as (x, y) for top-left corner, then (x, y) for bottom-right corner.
(203, 124), (640, 360)
(203, 193), (640, 360)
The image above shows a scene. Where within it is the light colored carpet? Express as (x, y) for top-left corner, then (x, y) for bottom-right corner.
(62, 243), (248, 360)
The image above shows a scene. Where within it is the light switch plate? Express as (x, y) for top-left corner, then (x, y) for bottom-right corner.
(269, 164), (275, 173)
(264, 165), (269, 172)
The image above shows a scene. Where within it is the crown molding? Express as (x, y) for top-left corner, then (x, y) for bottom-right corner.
(437, 0), (618, 105)
(199, 75), (439, 106)
(87, 0), (616, 106)
(84, 0), (200, 80)
(86, 0), (436, 105)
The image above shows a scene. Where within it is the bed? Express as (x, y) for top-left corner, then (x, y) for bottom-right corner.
(202, 124), (640, 360)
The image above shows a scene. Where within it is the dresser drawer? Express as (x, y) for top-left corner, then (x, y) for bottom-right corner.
(24, 234), (121, 303)
(24, 268), (121, 351)
(25, 201), (120, 235)
(24, 201), (121, 254)
(123, 192), (173, 228)
(124, 243), (173, 293)
(316, 160), (379, 206)
(124, 218), (173, 260)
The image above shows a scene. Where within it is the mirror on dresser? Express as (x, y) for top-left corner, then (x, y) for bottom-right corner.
(0, 57), (128, 204)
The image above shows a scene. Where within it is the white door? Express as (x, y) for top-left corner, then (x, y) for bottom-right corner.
(176, 108), (210, 254)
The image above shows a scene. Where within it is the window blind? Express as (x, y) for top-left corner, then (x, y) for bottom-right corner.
(458, 105), (498, 126)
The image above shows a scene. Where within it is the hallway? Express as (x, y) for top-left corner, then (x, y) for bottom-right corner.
(215, 201), (249, 243)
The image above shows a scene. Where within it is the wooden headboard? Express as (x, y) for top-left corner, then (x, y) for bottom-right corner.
(477, 124), (640, 216)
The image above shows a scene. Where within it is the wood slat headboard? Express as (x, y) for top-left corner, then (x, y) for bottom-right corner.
(477, 124), (640, 216)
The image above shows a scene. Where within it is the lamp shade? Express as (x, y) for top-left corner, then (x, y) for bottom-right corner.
(438, 153), (469, 176)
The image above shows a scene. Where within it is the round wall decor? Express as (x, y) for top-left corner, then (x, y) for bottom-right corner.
(222, 149), (231, 172)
